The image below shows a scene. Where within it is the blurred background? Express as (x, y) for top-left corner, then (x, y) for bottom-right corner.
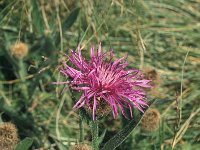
(0, 0), (200, 149)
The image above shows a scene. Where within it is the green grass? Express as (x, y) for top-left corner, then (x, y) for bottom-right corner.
(0, 0), (200, 149)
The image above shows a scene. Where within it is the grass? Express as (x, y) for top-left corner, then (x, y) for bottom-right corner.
(0, 0), (200, 149)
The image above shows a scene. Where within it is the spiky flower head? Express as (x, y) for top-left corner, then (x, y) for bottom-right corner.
(57, 44), (151, 120)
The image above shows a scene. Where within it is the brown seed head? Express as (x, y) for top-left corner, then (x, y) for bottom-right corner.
(69, 144), (92, 150)
(0, 122), (19, 150)
(143, 68), (161, 96)
(143, 68), (160, 86)
(141, 108), (161, 132)
(10, 42), (28, 59)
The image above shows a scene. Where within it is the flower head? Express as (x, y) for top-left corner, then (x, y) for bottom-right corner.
(0, 122), (19, 150)
(10, 41), (28, 59)
(58, 44), (151, 120)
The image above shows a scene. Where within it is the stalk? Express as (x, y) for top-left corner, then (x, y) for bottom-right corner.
(79, 111), (84, 143)
(90, 120), (99, 150)
(18, 59), (28, 100)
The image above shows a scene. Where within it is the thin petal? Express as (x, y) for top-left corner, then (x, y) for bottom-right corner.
(93, 94), (97, 120)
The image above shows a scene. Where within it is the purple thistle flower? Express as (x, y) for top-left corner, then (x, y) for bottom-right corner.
(57, 44), (151, 120)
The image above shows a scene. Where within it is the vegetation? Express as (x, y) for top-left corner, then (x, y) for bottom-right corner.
(0, 0), (199, 149)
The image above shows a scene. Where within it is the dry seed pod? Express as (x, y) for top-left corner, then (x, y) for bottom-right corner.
(10, 42), (28, 59)
(142, 68), (161, 96)
(143, 68), (160, 86)
(0, 122), (19, 150)
(141, 108), (160, 132)
(69, 143), (92, 150)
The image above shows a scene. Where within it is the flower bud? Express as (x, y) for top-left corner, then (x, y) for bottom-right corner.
(10, 42), (28, 59)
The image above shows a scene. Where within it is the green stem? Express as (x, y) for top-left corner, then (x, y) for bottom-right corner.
(18, 59), (28, 100)
(90, 120), (99, 150)
(0, 113), (3, 123)
(79, 111), (84, 143)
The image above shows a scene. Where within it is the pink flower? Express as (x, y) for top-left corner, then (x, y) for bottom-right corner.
(57, 44), (151, 120)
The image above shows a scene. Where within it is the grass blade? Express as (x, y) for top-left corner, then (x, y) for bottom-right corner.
(101, 99), (156, 150)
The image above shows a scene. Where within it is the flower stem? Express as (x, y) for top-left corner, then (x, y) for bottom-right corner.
(90, 120), (99, 150)
(79, 111), (84, 143)
(18, 59), (28, 100)
(0, 115), (3, 123)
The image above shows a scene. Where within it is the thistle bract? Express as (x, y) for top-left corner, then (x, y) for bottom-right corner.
(58, 44), (151, 120)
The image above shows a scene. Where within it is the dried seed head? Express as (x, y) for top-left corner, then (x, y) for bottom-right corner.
(143, 68), (160, 96)
(0, 122), (19, 150)
(141, 108), (160, 132)
(143, 68), (160, 86)
(69, 144), (92, 150)
(10, 42), (28, 59)
(85, 97), (111, 118)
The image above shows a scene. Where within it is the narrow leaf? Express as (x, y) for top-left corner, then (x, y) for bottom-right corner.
(98, 129), (106, 145)
(53, 7), (80, 47)
(15, 138), (33, 150)
(31, 0), (44, 34)
(62, 7), (80, 31)
(101, 99), (156, 150)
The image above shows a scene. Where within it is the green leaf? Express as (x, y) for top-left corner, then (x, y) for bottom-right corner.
(55, 141), (67, 150)
(15, 138), (33, 150)
(98, 129), (106, 145)
(101, 99), (156, 150)
(53, 7), (80, 46)
(31, 0), (44, 34)
(62, 7), (80, 31)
